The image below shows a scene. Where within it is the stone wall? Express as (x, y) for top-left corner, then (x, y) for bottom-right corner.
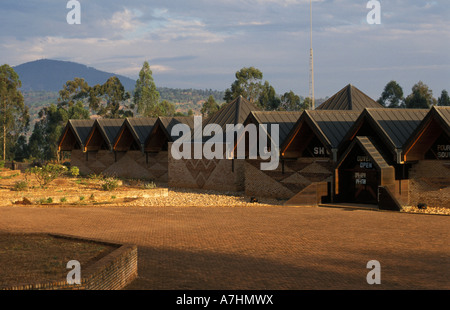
(409, 160), (450, 208)
(245, 158), (333, 200)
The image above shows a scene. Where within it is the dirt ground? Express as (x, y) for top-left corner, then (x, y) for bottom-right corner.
(0, 233), (116, 289)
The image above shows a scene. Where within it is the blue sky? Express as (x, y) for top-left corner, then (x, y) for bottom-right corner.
(0, 0), (448, 100)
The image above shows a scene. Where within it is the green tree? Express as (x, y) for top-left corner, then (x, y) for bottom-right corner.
(58, 78), (91, 109)
(187, 109), (194, 116)
(0, 64), (30, 160)
(404, 81), (437, 109)
(224, 67), (264, 103)
(154, 100), (176, 117)
(96, 76), (132, 118)
(28, 101), (89, 160)
(201, 95), (220, 117)
(377, 81), (404, 108)
(134, 61), (160, 117)
(438, 90), (450, 106)
(303, 97), (314, 110)
(259, 81), (280, 111)
(279, 91), (307, 111)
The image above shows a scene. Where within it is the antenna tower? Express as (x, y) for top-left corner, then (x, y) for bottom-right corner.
(309, 0), (315, 110)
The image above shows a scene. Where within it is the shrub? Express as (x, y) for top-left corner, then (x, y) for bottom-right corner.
(79, 196), (85, 201)
(101, 177), (120, 191)
(26, 164), (67, 188)
(69, 166), (80, 177)
(13, 180), (28, 191)
(0, 160), (4, 168)
(143, 181), (156, 189)
(60, 197), (67, 203)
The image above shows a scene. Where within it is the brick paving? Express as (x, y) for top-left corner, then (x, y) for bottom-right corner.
(0, 205), (448, 290)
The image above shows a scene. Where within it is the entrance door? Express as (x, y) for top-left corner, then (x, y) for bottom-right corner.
(352, 169), (378, 204)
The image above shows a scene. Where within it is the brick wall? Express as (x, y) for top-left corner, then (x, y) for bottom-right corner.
(2, 234), (138, 290)
(168, 143), (245, 191)
(69, 150), (169, 182)
(245, 158), (333, 200)
(409, 160), (450, 208)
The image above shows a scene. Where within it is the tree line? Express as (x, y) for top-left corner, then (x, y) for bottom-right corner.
(0, 62), (448, 162)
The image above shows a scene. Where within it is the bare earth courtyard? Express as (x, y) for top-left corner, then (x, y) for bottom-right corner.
(0, 188), (448, 290)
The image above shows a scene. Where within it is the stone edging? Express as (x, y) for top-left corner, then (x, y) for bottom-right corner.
(2, 233), (138, 290)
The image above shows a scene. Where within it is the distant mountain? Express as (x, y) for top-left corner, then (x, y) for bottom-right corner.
(13, 59), (136, 92)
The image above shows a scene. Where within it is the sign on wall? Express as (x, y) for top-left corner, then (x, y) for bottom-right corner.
(436, 145), (450, 159)
(357, 156), (373, 169)
(355, 172), (367, 185)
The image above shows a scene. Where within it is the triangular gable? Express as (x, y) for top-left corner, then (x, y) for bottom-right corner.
(113, 119), (141, 152)
(281, 110), (360, 160)
(113, 118), (157, 152)
(203, 96), (261, 138)
(337, 136), (391, 171)
(338, 108), (428, 163)
(281, 112), (332, 159)
(58, 119), (94, 151)
(145, 116), (194, 152)
(85, 119), (124, 152)
(315, 84), (383, 111)
(232, 111), (302, 158)
(403, 106), (450, 162)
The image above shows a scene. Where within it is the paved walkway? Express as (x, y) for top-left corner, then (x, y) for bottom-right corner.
(0, 205), (448, 290)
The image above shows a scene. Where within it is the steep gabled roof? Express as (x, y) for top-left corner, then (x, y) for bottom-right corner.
(157, 116), (195, 141)
(315, 84), (383, 111)
(85, 119), (124, 151)
(113, 117), (157, 151)
(145, 116), (195, 149)
(365, 108), (429, 149)
(201, 95), (261, 143)
(246, 111), (303, 145)
(402, 106), (450, 161)
(306, 110), (361, 148)
(205, 95), (261, 128)
(339, 108), (428, 162)
(126, 118), (157, 144)
(434, 106), (450, 132)
(58, 119), (95, 151)
(281, 110), (360, 155)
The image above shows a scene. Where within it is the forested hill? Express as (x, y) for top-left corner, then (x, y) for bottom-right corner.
(14, 59), (226, 117)
(14, 59), (137, 91)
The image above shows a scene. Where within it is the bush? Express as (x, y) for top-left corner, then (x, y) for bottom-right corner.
(101, 177), (120, 191)
(69, 166), (80, 177)
(26, 164), (67, 188)
(0, 160), (4, 168)
(13, 180), (28, 191)
(143, 181), (156, 189)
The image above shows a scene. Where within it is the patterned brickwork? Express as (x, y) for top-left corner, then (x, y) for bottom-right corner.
(245, 158), (333, 199)
(409, 160), (450, 208)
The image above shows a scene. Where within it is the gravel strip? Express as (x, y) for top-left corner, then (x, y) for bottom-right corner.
(93, 187), (286, 208)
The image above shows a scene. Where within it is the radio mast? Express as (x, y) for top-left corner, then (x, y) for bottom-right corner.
(309, 0), (315, 110)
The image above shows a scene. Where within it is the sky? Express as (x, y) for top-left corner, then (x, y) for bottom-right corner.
(0, 0), (449, 100)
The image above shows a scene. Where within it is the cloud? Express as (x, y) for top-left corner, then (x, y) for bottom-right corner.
(0, 0), (448, 99)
